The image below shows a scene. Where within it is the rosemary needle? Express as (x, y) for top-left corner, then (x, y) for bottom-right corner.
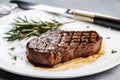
(4, 16), (74, 41)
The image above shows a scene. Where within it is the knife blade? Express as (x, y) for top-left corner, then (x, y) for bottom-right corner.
(10, 0), (120, 30)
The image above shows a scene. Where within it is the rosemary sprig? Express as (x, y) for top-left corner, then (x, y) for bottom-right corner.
(4, 16), (73, 41)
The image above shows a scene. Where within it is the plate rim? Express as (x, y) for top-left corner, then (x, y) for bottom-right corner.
(0, 10), (120, 79)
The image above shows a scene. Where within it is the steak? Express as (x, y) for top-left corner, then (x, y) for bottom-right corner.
(26, 30), (102, 67)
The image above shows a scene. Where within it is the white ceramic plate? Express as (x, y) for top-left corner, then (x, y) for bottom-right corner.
(0, 10), (120, 79)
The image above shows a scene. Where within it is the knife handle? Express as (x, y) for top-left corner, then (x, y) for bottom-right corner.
(93, 15), (120, 30)
(67, 10), (120, 30)
(10, 0), (35, 10)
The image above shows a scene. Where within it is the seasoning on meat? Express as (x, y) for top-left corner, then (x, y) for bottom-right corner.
(26, 30), (102, 67)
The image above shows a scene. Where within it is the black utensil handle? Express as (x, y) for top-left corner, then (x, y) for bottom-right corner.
(10, 0), (35, 10)
(68, 10), (120, 30)
(94, 15), (120, 30)
(10, 0), (120, 30)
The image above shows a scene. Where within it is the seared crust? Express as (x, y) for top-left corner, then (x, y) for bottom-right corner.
(26, 30), (102, 67)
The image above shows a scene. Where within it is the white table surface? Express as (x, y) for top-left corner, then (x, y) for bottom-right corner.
(0, 0), (120, 80)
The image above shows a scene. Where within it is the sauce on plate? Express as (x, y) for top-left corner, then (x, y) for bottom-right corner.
(32, 42), (105, 71)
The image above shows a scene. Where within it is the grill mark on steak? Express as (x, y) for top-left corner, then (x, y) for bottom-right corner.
(26, 30), (102, 67)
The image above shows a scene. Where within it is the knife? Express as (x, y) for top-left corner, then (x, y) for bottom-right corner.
(10, 0), (120, 30)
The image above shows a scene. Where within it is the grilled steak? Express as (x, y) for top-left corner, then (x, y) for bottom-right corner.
(26, 30), (102, 67)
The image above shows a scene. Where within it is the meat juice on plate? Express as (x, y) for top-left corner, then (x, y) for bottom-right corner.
(33, 42), (105, 71)
(26, 30), (105, 71)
